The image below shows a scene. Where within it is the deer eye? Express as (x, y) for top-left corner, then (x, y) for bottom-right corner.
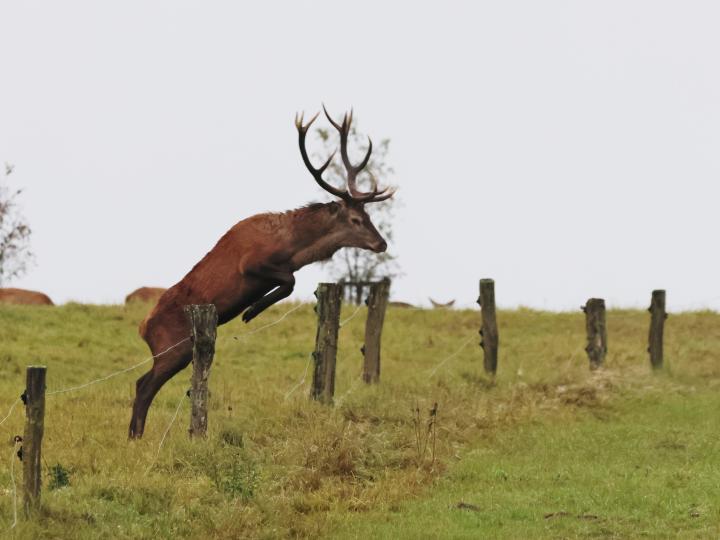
(351, 217), (363, 226)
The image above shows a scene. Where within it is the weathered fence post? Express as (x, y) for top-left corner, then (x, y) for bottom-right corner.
(478, 279), (499, 375)
(311, 283), (342, 403)
(184, 304), (218, 438)
(648, 290), (667, 370)
(23, 366), (46, 515)
(362, 278), (391, 383)
(583, 298), (607, 370)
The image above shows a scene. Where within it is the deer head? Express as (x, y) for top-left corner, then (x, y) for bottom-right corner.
(295, 106), (395, 253)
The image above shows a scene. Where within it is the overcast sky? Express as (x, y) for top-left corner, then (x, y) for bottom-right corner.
(1, 1), (718, 311)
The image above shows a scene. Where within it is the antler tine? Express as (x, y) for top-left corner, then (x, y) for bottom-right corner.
(295, 110), (320, 133)
(323, 105), (379, 200)
(295, 110), (347, 200)
(365, 186), (397, 203)
(323, 104), (343, 132)
(343, 136), (376, 200)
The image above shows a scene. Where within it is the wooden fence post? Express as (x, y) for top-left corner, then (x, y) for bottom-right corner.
(648, 290), (667, 370)
(184, 304), (218, 438)
(477, 279), (499, 375)
(311, 283), (342, 403)
(583, 298), (607, 370)
(23, 365), (46, 515)
(362, 278), (391, 383)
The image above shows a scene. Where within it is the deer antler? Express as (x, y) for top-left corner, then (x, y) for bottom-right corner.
(322, 105), (396, 204)
(295, 111), (347, 200)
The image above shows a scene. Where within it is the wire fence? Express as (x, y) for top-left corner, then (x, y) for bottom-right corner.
(0, 303), (310, 433)
(1, 296), (484, 532)
(1, 281), (694, 535)
(4, 295), (660, 437)
(231, 303), (305, 341)
(334, 333), (477, 407)
(47, 338), (191, 396)
(283, 303), (365, 401)
(281, 299), (484, 405)
(1, 301), (313, 532)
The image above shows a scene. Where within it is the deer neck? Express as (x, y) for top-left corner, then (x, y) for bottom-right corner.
(287, 205), (343, 271)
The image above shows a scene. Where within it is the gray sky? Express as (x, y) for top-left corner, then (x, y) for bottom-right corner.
(1, 1), (719, 311)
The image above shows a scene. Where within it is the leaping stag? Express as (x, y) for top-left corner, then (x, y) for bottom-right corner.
(129, 106), (396, 438)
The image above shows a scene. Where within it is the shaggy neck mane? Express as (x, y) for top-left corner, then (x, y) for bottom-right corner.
(278, 202), (342, 263)
(283, 202), (333, 226)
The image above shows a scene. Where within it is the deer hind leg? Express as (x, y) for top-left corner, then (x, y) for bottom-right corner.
(129, 325), (193, 439)
(241, 269), (295, 323)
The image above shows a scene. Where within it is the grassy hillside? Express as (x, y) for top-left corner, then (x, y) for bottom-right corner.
(0, 302), (719, 538)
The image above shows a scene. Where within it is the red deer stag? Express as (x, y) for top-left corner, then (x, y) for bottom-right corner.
(129, 107), (395, 438)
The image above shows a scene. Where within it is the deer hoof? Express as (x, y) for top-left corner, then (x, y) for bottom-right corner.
(242, 305), (258, 323)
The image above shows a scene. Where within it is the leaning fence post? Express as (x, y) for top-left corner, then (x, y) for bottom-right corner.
(648, 290), (667, 370)
(478, 279), (499, 375)
(311, 283), (342, 403)
(184, 304), (218, 438)
(583, 298), (607, 370)
(362, 278), (391, 383)
(23, 365), (46, 515)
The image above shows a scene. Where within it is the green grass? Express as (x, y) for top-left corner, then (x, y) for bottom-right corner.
(331, 387), (720, 539)
(0, 302), (719, 538)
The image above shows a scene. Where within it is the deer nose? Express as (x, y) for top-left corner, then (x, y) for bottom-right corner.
(374, 240), (387, 253)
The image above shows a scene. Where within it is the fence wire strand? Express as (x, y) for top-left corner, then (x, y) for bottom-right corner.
(283, 356), (313, 401)
(146, 390), (186, 476)
(47, 303), (305, 397)
(0, 399), (21, 430)
(337, 333), (477, 404)
(9, 440), (19, 530)
(47, 337), (191, 396)
(232, 303), (304, 340)
(428, 335), (476, 377)
(339, 304), (364, 327)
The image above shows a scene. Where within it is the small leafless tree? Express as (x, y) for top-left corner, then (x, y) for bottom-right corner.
(314, 119), (400, 304)
(0, 162), (33, 285)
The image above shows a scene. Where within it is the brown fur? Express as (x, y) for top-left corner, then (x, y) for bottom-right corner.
(389, 301), (417, 309)
(0, 288), (54, 306)
(129, 200), (387, 438)
(125, 287), (167, 304)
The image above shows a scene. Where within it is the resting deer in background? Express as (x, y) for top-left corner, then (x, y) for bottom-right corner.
(129, 107), (395, 438)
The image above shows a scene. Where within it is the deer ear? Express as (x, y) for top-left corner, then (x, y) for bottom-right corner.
(328, 202), (340, 215)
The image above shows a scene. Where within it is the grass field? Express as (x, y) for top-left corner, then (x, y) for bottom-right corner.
(0, 302), (719, 538)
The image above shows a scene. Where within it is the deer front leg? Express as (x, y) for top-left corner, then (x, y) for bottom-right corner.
(242, 268), (295, 323)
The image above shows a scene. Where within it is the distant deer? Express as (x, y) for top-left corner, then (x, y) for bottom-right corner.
(429, 298), (455, 308)
(125, 287), (167, 304)
(389, 301), (416, 309)
(0, 288), (54, 306)
(128, 107), (395, 438)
